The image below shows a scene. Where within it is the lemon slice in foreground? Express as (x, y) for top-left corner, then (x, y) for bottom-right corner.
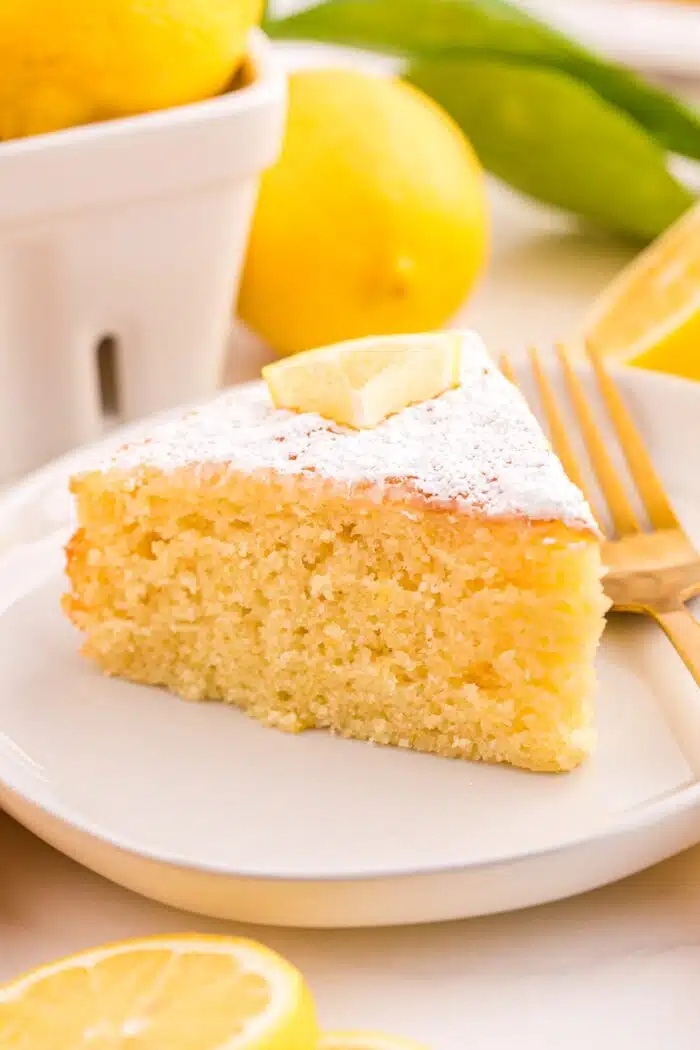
(0, 935), (318, 1050)
(262, 333), (462, 428)
(321, 1031), (430, 1050)
(581, 199), (700, 380)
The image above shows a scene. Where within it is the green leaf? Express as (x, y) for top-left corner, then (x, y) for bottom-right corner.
(265, 0), (700, 160)
(406, 57), (694, 241)
(266, 0), (574, 57)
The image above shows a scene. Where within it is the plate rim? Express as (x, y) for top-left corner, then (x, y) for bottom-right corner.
(2, 363), (700, 886)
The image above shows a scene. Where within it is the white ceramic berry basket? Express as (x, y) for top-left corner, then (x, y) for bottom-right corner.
(0, 29), (286, 483)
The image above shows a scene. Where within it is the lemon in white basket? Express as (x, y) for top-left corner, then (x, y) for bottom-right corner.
(0, 0), (263, 140)
(0, 934), (318, 1049)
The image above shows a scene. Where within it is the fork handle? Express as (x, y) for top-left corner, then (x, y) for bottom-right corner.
(653, 607), (700, 685)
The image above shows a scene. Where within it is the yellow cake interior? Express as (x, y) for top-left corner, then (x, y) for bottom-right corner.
(65, 466), (606, 773)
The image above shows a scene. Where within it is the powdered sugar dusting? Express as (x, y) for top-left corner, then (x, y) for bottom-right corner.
(107, 334), (596, 530)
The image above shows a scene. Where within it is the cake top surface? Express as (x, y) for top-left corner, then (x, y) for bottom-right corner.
(107, 334), (596, 530)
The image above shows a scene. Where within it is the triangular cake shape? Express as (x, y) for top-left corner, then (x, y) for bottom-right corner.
(65, 334), (606, 772)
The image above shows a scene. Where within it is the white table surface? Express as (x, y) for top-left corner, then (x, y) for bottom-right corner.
(4, 182), (700, 1047)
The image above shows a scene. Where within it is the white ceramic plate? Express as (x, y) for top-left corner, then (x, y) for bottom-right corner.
(2, 364), (700, 929)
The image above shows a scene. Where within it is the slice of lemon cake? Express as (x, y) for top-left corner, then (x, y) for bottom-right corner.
(64, 332), (607, 773)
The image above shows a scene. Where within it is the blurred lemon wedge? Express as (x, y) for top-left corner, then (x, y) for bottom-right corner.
(262, 333), (462, 429)
(581, 200), (700, 380)
(0, 935), (318, 1049)
(320, 1032), (431, 1050)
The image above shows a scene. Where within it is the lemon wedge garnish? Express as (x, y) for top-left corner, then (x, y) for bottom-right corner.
(262, 333), (462, 429)
(320, 1032), (431, 1050)
(581, 199), (700, 380)
(0, 935), (318, 1050)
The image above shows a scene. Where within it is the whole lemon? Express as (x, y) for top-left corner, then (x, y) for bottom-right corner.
(0, 0), (263, 140)
(238, 68), (489, 357)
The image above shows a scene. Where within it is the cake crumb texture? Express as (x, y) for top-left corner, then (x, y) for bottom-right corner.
(64, 467), (607, 773)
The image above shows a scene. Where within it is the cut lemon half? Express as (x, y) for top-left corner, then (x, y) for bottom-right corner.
(581, 199), (700, 380)
(320, 1032), (430, 1050)
(0, 935), (318, 1050)
(262, 333), (462, 429)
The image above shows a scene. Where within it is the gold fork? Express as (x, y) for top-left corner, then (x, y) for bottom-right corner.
(500, 344), (700, 687)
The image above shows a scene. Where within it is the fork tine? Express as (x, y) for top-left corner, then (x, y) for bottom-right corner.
(555, 343), (641, 536)
(525, 348), (601, 526)
(499, 352), (517, 386)
(586, 343), (680, 530)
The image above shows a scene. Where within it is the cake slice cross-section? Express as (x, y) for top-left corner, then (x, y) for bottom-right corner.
(64, 333), (607, 772)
